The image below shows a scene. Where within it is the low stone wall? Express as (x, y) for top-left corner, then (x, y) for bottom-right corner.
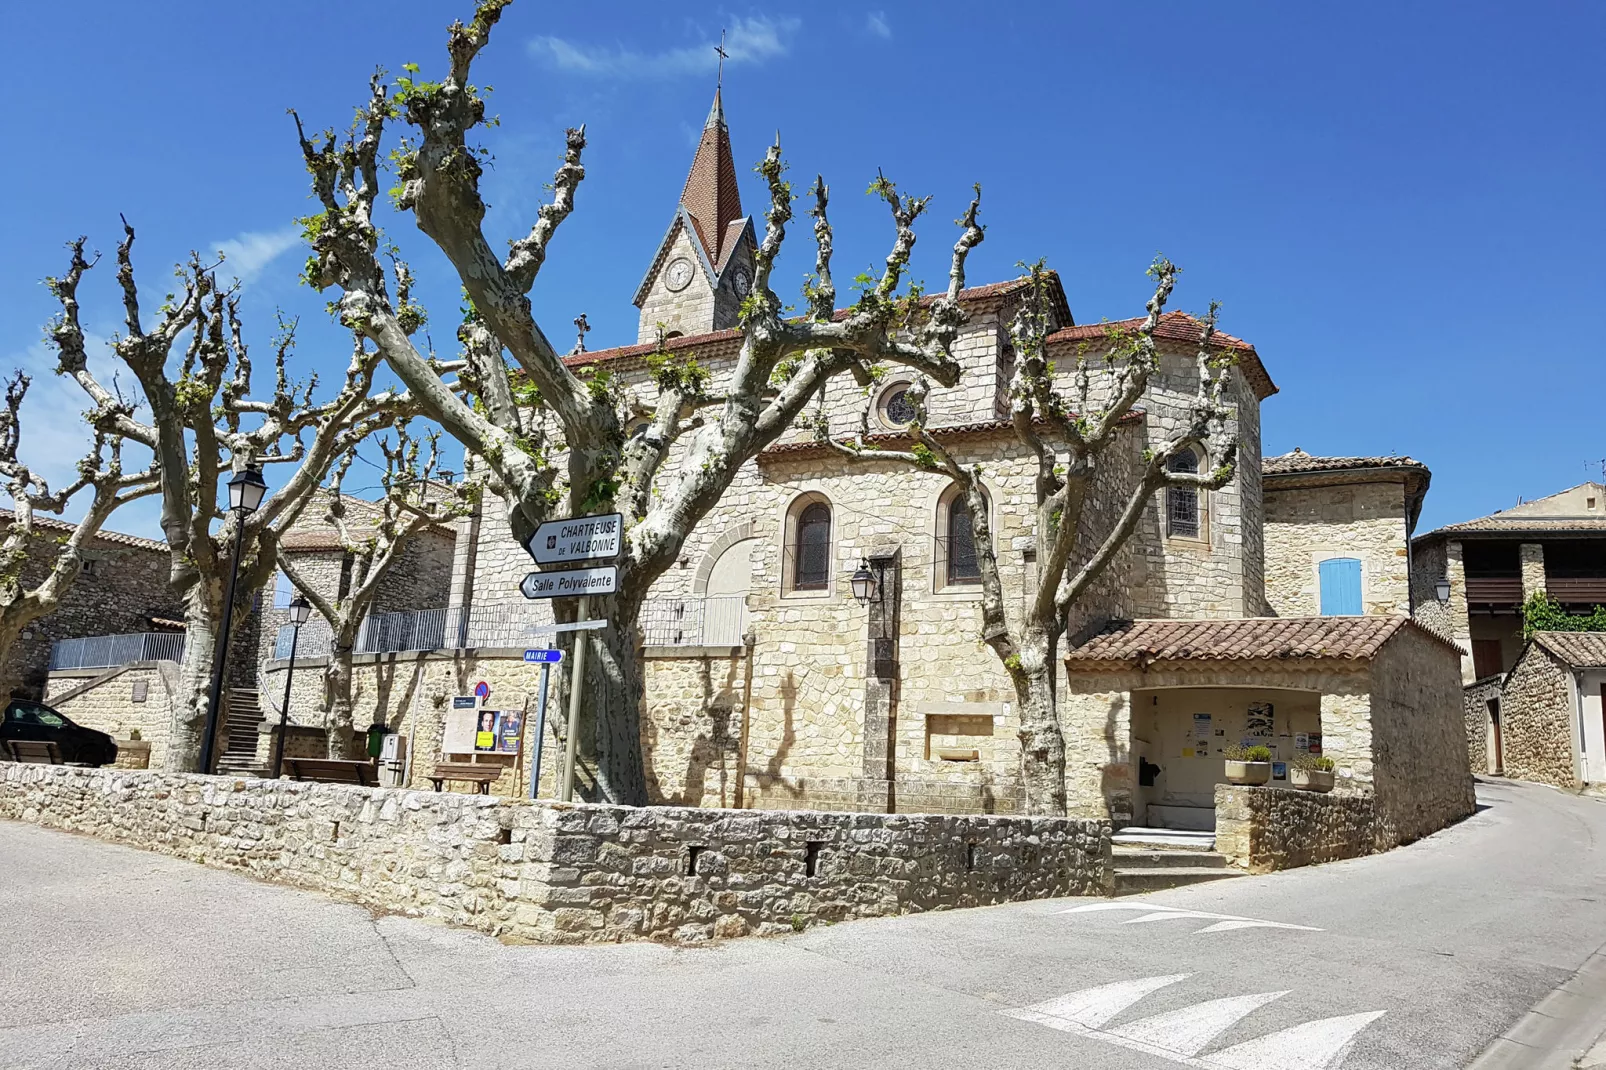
(0, 763), (1113, 943)
(1215, 784), (1380, 873)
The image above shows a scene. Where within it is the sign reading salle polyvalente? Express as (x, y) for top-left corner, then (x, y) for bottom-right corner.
(520, 565), (618, 600)
(526, 512), (622, 565)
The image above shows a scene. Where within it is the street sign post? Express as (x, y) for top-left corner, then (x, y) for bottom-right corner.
(524, 650), (563, 800)
(520, 566), (617, 600)
(526, 512), (621, 565)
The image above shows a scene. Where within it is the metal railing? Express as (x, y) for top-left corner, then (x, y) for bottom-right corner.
(272, 604), (552, 660)
(49, 632), (186, 671)
(640, 595), (747, 648)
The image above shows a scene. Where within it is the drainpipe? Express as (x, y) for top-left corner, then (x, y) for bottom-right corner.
(735, 629), (756, 809)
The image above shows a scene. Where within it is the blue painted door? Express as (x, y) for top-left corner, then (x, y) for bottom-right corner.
(1319, 558), (1363, 615)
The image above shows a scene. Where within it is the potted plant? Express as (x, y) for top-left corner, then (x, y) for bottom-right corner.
(1290, 754), (1335, 792)
(1223, 744), (1273, 785)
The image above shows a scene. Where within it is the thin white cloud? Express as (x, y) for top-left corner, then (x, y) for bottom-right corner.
(866, 12), (891, 39)
(211, 226), (300, 285)
(530, 16), (800, 79)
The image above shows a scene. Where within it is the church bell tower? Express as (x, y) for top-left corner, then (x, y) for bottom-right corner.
(632, 89), (756, 344)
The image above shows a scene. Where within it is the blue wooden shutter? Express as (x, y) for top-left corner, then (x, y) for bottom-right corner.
(1319, 558), (1363, 616)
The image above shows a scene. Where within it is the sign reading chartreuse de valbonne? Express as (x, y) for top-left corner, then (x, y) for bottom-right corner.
(527, 513), (622, 565)
(520, 565), (618, 599)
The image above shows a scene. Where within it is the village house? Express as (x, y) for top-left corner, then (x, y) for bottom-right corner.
(1408, 482), (1606, 784)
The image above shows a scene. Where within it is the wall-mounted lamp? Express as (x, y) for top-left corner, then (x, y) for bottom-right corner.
(850, 559), (879, 606)
(1434, 577), (1452, 603)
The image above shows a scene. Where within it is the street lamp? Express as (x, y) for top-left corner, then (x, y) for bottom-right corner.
(197, 465), (268, 775)
(270, 594), (311, 779)
(1435, 577), (1452, 603)
(850, 559), (879, 606)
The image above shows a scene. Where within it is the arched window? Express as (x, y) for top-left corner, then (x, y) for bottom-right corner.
(793, 501), (832, 591)
(946, 498), (981, 585)
(1165, 450), (1201, 539)
(935, 483), (989, 591)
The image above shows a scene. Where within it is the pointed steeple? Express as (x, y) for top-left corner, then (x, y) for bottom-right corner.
(678, 88), (745, 269)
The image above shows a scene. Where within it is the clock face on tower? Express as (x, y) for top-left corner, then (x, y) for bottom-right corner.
(730, 266), (751, 297)
(664, 257), (695, 292)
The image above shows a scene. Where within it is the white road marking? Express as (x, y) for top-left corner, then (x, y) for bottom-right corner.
(1204, 1011), (1387, 1070)
(1006, 974), (1189, 1030)
(1108, 990), (1289, 1057)
(1000, 975), (1384, 1070)
(1058, 902), (1323, 934)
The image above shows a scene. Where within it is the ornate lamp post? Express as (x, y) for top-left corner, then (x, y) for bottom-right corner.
(850, 559), (879, 607)
(269, 594), (311, 779)
(197, 465), (268, 774)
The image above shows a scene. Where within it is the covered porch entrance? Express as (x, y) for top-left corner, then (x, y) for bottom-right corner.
(1130, 685), (1323, 831)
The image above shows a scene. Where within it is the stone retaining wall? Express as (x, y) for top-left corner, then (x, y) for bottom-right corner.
(0, 763), (1112, 944)
(1215, 783), (1380, 873)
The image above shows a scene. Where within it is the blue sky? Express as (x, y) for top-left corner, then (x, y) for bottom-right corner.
(1, 0), (1601, 538)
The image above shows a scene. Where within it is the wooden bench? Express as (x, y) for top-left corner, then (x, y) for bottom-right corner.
(427, 763), (503, 795)
(2, 740), (63, 764)
(282, 757), (380, 786)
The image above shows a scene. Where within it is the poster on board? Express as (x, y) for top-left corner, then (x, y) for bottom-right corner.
(1247, 702), (1275, 737)
(474, 710), (499, 752)
(1192, 713), (1211, 741)
(495, 711), (523, 754)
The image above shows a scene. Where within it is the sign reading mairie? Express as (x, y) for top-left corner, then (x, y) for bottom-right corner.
(526, 512), (622, 564)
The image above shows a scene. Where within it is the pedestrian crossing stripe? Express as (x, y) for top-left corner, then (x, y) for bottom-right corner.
(1001, 973), (1384, 1069)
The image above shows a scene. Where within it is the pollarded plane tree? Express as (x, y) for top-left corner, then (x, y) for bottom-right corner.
(0, 371), (159, 699)
(46, 230), (415, 771)
(277, 422), (473, 759)
(292, 0), (988, 805)
(824, 262), (1239, 815)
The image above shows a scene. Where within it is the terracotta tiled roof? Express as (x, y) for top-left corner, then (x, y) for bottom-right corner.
(679, 91), (745, 268)
(1262, 448), (1428, 477)
(759, 410), (1145, 458)
(0, 513), (167, 553)
(1532, 631), (1606, 668)
(1045, 311), (1278, 401)
(1263, 448), (1433, 533)
(1420, 515), (1606, 538)
(1063, 615), (1462, 667)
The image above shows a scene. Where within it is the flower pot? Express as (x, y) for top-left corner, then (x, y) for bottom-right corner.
(1290, 767), (1334, 793)
(1224, 760), (1271, 785)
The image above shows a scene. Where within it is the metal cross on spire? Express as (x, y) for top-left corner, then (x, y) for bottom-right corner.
(715, 29), (728, 89)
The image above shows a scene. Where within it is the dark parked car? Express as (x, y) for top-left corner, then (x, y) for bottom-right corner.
(1, 699), (117, 766)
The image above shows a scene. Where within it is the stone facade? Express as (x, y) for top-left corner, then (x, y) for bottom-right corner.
(1264, 478), (1414, 617)
(1520, 542), (1547, 600)
(1498, 642), (1577, 788)
(1, 519), (179, 699)
(1215, 784), (1382, 873)
(1462, 675), (1503, 775)
(0, 763), (1113, 944)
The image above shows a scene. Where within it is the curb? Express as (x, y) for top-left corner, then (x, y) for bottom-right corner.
(1467, 943), (1606, 1069)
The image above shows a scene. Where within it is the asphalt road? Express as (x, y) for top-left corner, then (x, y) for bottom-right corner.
(3, 777), (1604, 1069)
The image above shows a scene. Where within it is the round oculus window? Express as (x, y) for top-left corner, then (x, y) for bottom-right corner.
(665, 257), (695, 292)
(880, 384), (918, 426)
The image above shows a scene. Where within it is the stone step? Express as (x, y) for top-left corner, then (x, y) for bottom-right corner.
(1113, 828), (1217, 852)
(1114, 866), (1245, 895)
(1144, 803), (1217, 832)
(1112, 848), (1232, 870)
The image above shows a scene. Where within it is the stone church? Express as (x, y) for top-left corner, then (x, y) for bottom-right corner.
(427, 90), (1474, 846)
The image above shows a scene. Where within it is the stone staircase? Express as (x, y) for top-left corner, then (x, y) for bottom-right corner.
(1112, 827), (1244, 895)
(215, 690), (265, 777)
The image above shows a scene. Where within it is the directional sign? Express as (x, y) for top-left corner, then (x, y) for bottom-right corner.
(527, 512), (622, 565)
(520, 566), (617, 600)
(524, 648), (565, 664)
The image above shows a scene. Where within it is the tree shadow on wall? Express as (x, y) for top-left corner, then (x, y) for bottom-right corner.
(744, 669), (801, 801)
(643, 657), (739, 808)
